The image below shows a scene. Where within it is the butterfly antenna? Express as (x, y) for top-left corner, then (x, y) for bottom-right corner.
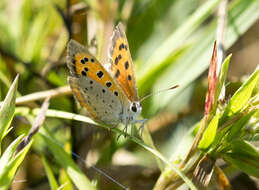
(71, 152), (129, 190)
(140, 85), (179, 103)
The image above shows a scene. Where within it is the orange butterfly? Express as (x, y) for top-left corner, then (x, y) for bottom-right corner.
(67, 23), (145, 133)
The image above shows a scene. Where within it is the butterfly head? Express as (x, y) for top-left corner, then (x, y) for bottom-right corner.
(127, 101), (142, 123)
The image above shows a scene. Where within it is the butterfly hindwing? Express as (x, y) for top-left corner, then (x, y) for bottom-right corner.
(68, 76), (122, 125)
(108, 23), (138, 102)
(68, 76), (97, 119)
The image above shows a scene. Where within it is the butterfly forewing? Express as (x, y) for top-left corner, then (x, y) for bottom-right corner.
(67, 40), (126, 124)
(108, 23), (138, 102)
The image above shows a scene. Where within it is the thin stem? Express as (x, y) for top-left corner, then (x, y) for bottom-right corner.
(0, 86), (71, 106)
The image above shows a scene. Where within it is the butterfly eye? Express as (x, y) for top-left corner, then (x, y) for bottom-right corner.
(131, 103), (137, 112)
(131, 106), (137, 112)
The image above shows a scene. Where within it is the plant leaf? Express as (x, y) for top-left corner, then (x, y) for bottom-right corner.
(0, 75), (18, 147)
(214, 54), (232, 105)
(204, 42), (218, 116)
(226, 110), (255, 141)
(230, 140), (259, 158)
(199, 113), (220, 150)
(0, 135), (24, 172)
(0, 135), (32, 190)
(222, 66), (259, 119)
(223, 152), (259, 178)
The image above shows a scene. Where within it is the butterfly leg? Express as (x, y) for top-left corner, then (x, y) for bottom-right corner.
(117, 120), (129, 140)
(136, 119), (148, 137)
(123, 124), (128, 138)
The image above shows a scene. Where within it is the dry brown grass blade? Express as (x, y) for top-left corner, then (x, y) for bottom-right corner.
(12, 86), (70, 105)
(192, 154), (215, 189)
(180, 42), (218, 168)
(15, 97), (50, 154)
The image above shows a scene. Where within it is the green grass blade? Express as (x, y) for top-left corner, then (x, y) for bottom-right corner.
(59, 169), (73, 190)
(226, 111), (255, 142)
(41, 155), (59, 190)
(144, 0), (259, 115)
(0, 75), (18, 148)
(137, 0), (221, 94)
(0, 135), (24, 172)
(0, 135), (32, 190)
(39, 128), (96, 190)
(223, 151), (259, 178)
(2, 127), (13, 140)
(138, 45), (189, 96)
(230, 140), (259, 158)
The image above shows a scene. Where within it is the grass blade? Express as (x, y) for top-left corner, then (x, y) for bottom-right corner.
(39, 128), (96, 190)
(41, 155), (59, 190)
(0, 135), (32, 190)
(0, 75), (18, 150)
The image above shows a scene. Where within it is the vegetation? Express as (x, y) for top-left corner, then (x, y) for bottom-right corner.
(0, 0), (258, 189)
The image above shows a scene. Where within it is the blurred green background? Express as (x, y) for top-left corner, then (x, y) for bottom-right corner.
(0, 0), (258, 189)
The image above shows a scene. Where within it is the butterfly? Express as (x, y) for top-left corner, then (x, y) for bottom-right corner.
(66, 22), (144, 134)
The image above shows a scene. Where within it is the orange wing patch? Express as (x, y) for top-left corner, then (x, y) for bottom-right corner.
(109, 23), (138, 102)
(67, 40), (125, 102)
(74, 53), (121, 97)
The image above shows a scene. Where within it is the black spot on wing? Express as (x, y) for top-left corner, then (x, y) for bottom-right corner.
(119, 43), (125, 50)
(115, 69), (120, 78)
(125, 61), (129, 70)
(84, 57), (89, 62)
(106, 82), (112, 88)
(81, 59), (85, 64)
(97, 71), (104, 78)
(81, 71), (86, 76)
(115, 57), (119, 65)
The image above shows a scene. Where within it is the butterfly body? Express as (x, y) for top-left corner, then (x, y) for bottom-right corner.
(67, 23), (142, 129)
